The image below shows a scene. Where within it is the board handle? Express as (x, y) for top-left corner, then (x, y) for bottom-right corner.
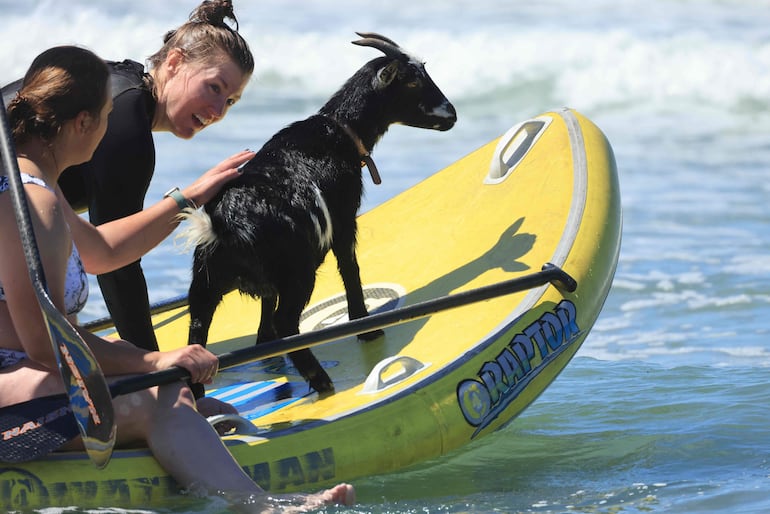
(360, 355), (430, 394)
(485, 115), (553, 184)
(207, 414), (262, 436)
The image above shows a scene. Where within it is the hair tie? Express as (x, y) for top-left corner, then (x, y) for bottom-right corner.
(13, 92), (29, 106)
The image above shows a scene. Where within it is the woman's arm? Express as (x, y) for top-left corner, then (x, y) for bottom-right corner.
(75, 327), (217, 384)
(0, 183), (218, 382)
(65, 150), (253, 275)
(0, 184), (76, 368)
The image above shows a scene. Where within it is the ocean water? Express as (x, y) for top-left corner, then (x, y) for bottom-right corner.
(2, 0), (770, 512)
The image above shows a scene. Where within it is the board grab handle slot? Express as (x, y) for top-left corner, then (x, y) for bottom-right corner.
(485, 115), (553, 185)
(360, 355), (431, 394)
(207, 413), (263, 436)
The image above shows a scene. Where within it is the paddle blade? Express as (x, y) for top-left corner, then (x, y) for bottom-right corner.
(45, 304), (115, 468)
(0, 394), (78, 463)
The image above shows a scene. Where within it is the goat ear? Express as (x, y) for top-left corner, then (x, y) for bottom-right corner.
(374, 60), (399, 89)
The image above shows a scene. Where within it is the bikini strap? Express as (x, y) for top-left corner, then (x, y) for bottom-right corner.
(0, 173), (53, 194)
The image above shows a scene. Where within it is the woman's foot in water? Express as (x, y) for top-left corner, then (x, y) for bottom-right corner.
(234, 483), (356, 513)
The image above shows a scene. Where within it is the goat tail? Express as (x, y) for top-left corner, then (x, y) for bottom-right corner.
(174, 208), (219, 254)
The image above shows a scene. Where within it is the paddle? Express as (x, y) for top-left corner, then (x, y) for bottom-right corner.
(0, 98), (116, 467)
(0, 262), (575, 462)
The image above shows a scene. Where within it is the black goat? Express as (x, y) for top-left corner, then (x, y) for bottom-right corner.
(181, 32), (457, 394)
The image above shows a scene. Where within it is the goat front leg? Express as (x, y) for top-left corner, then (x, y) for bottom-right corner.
(333, 239), (384, 342)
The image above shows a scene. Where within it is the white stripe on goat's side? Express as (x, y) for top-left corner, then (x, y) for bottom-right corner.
(312, 186), (334, 250)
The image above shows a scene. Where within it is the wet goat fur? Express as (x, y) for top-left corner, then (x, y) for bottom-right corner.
(186, 116), (381, 394)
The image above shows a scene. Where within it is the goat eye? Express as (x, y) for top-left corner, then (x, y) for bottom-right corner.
(406, 80), (420, 88)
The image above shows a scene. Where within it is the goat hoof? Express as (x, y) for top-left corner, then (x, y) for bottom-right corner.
(309, 373), (335, 395)
(357, 328), (385, 342)
(315, 385), (336, 399)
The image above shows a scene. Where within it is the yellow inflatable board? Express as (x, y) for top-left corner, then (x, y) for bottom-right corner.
(1, 108), (621, 509)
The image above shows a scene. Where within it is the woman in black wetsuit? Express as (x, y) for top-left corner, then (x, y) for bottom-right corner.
(2, 0), (254, 351)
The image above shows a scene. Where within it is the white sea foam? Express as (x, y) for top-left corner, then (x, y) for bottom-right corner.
(2, 0), (770, 115)
(725, 254), (770, 275)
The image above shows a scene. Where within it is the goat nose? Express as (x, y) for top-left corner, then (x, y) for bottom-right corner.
(446, 102), (457, 121)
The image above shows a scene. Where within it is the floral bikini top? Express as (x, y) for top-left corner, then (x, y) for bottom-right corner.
(0, 174), (89, 315)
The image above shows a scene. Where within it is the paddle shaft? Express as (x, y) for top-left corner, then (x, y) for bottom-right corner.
(0, 97), (115, 467)
(110, 263), (576, 396)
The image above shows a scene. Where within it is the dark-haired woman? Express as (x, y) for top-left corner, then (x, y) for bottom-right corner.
(0, 45), (355, 508)
(2, 0), (255, 353)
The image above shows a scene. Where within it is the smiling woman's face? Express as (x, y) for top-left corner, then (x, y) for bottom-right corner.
(154, 50), (249, 139)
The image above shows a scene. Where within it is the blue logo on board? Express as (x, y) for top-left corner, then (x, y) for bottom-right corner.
(456, 300), (581, 436)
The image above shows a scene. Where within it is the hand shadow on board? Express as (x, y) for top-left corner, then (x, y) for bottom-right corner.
(356, 216), (536, 374)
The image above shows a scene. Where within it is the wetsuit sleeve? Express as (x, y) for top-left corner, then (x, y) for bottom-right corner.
(60, 88), (160, 351)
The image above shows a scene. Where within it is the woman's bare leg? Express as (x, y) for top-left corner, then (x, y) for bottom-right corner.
(113, 382), (261, 493)
(113, 382), (355, 508)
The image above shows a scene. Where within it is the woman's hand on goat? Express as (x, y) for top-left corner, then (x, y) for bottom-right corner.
(182, 150), (255, 207)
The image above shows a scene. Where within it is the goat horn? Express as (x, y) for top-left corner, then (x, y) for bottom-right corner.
(354, 32), (400, 48)
(352, 31), (404, 58)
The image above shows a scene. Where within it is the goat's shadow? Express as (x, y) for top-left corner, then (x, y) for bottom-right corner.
(320, 216), (536, 381)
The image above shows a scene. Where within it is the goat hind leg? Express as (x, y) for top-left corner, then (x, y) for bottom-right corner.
(274, 288), (334, 394)
(187, 273), (227, 348)
(252, 294), (289, 370)
(186, 264), (229, 398)
(256, 294), (278, 343)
